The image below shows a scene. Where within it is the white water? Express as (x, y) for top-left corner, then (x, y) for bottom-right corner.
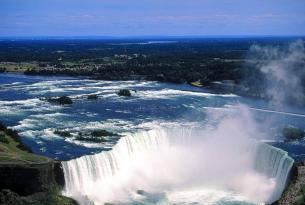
(254, 143), (294, 202)
(62, 127), (294, 205)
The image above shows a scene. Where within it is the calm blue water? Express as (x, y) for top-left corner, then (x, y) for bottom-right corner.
(1, 73), (305, 161)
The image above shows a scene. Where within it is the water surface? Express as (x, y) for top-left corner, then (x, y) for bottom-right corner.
(1, 73), (305, 161)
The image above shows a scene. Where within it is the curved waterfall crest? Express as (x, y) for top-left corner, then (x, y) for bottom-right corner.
(253, 143), (294, 202)
(62, 128), (294, 205)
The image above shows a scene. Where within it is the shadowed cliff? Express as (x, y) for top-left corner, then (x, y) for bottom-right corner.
(0, 122), (77, 205)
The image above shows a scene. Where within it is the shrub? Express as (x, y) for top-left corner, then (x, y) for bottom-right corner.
(0, 67), (6, 73)
(54, 130), (72, 138)
(91, 130), (118, 137)
(5, 128), (32, 153)
(48, 96), (73, 105)
(0, 189), (23, 205)
(0, 122), (7, 131)
(0, 133), (9, 143)
(75, 136), (107, 143)
(283, 126), (305, 141)
(57, 96), (73, 105)
(117, 89), (131, 97)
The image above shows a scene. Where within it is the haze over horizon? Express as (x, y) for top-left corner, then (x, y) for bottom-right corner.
(1, 0), (305, 37)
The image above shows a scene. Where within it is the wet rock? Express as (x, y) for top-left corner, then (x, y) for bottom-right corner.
(117, 89), (131, 97)
(87, 94), (98, 100)
(282, 126), (304, 141)
(47, 96), (73, 105)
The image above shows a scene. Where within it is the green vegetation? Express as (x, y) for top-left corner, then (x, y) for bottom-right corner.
(117, 89), (131, 97)
(0, 133), (8, 144)
(0, 62), (39, 73)
(54, 130), (72, 137)
(1, 38), (304, 105)
(0, 131), (49, 164)
(0, 187), (78, 205)
(0, 122), (48, 164)
(91, 130), (118, 137)
(55, 96), (73, 105)
(75, 130), (119, 143)
(0, 38), (248, 84)
(294, 184), (305, 205)
(0, 122), (78, 205)
(0, 123), (32, 153)
(52, 129), (120, 143)
(47, 96), (73, 105)
(75, 136), (108, 143)
(283, 127), (305, 141)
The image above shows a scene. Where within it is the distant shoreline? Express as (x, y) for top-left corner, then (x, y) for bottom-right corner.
(1, 35), (304, 41)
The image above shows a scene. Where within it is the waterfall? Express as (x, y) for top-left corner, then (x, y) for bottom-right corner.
(62, 128), (294, 205)
(253, 143), (294, 203)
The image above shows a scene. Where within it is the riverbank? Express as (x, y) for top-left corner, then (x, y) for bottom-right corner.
(272, 161), (305, 205)
(0, 123), (78, 205)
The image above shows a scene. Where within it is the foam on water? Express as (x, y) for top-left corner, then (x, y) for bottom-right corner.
(62, 125), (294, 205)
(134, 89), (238, 100)
(1, 73), (304, 160)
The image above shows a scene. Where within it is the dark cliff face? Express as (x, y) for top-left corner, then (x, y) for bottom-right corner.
(0, 122), (77, 205)
(0, 162), (64, 196)
(0, 165), (42, 196)
(54, 162), (65, 187)
(0, 122), (64, 196)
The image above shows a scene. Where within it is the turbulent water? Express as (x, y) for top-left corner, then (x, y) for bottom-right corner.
(0, 73), (301, 205)
(0, 73), (242, 160)
(254, 143), (294, 202)
(62, 128), (294, 205)
(1, 73), (305, 160)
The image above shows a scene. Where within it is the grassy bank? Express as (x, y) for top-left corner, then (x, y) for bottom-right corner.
(0, 124), (78, 205)
(0, 131), (49, 164)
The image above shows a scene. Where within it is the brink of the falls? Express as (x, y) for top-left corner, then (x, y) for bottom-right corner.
(62, 128), (294, 205)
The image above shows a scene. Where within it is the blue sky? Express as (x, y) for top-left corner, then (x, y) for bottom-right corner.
(1, 0), (305, 37)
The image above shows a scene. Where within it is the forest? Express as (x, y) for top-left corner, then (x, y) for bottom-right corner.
(0, 37), (304, 102)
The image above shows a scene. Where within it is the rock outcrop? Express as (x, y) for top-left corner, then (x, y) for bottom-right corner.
(0, 162), (65, 196)
(273, 161), (305, 205)
(0, 123), (76, 205)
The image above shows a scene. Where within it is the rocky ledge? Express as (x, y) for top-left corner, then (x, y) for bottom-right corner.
(0, 123), (78, 205)
(273, 161), (305, 205)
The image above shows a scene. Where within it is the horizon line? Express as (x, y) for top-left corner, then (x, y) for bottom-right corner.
(0, 34), (304, 40)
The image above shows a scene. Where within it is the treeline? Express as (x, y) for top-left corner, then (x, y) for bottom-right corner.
(0, 37), (296, 62)
(24, 60), (241, 84)
(14, 38), (251, 84)
(0, 38), (248, 62)
(2, 37), (304, 99)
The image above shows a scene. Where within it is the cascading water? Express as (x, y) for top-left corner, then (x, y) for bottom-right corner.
(253, 143), (294, 203)
(62, 127), (294, 205)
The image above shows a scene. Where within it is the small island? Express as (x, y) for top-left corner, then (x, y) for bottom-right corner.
(53, 129), (120, 143)
(87, 94), (98, 100)
(282, 126), (305, 141)
(117, 89), (131, 97)
(47, 96), (73, 105)
(75, 129), (120, 143)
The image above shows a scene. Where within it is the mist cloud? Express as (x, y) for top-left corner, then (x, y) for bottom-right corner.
(247, 39), (305, 106)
